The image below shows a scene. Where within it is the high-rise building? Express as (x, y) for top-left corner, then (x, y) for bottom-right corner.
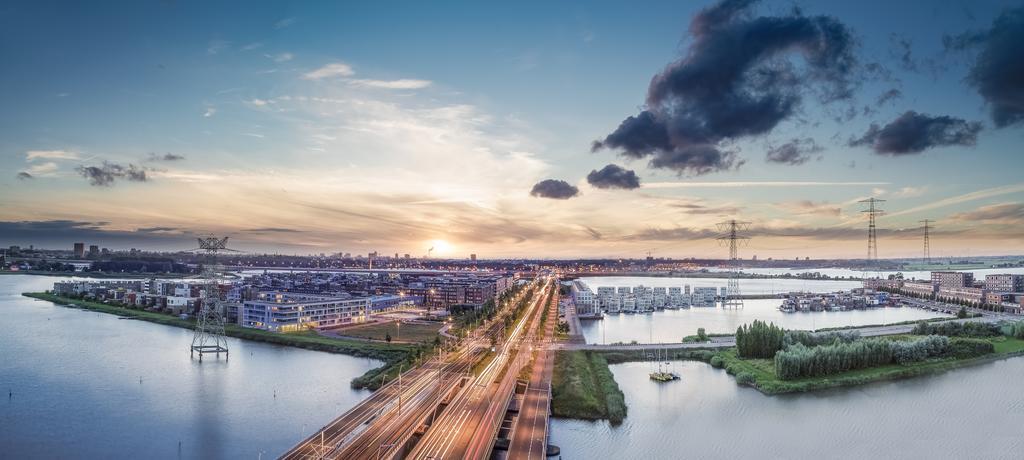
(931, 271), (974, 289)
(470, 253), (477, 261)
(88, 245), (99, 258)
(73, 242), (85, 258)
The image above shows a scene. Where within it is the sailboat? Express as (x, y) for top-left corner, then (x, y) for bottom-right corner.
(649, 348), (680, 382)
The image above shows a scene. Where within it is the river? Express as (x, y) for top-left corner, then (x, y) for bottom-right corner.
(578, 277), (948, 343)
(551, 359), (1024, 459)
(0, 275), (382, 459)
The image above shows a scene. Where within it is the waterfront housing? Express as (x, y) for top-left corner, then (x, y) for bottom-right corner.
(571, 281), (720, 315)
(241, 291), (370, 332)
(863, 271), (1024, 313)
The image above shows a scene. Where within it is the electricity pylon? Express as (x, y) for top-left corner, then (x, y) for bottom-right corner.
(716, 220), (750, 309)
(190, 236), (234, 360)
(919, 219), (933, 265)
(859, 198), (885, 262)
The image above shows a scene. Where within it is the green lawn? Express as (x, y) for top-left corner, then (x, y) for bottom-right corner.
(340, 321), (442, 343)
(714, 336), (1024, 395)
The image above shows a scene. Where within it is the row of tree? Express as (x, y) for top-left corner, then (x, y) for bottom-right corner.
(910, 321), (1001, 338)
(783, 330), (861, 348)
(774, 336), (951, 380)
(735, 320), (785, 359)
(1011, 321), (1024, 339)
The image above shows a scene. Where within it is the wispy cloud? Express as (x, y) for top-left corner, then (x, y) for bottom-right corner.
(26, 161), (59, 176)
(644, 181), (889, 189)
(273, 17), (297, 29)
(269, 52), (293, 63)
(203, 107), (216, 118)
(241, 132), (265, 138)
(349, 79), (432, 90)
(207, 39), (230, 55)
(888, 183), (1024, 217)
(302, 62), (354, 80)
(26, 149), (79, 161)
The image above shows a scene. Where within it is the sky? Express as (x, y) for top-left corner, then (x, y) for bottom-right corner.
(1, 0), (1023, 259)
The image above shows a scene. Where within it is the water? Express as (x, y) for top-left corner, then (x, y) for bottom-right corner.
(577, 276), (947, 343)
(551, 360), (1024, 459)
(579, 275), (862, 295)
(0, 275), (383, 459)
(580, 299), (948, 344)
(705, 266), (1024, 281)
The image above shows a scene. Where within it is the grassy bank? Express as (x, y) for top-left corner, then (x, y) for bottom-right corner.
(712, 336), (1024, 395)
(24, 292), (415, 390)
(551, 350), (627, 424)
(339, 321), (442, 344)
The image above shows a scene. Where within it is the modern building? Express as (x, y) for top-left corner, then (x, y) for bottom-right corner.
(902, 281), (938, 298)
(931, 271), (974, 289)
(985, 274), (1024, 293)
(241, 291), (369, 332)
(73, 242), (85, 258)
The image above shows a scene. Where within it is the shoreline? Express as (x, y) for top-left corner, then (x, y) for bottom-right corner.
(22, 292), (416, 390)
(2, 270), (190, 279)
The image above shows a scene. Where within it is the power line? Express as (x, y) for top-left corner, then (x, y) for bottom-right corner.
(919, 219), (934, 265)
(859, 198), (885, 262)
(716, 220), (750, 309)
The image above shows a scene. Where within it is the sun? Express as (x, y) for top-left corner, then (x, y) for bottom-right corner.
(429, 239), (454, 257)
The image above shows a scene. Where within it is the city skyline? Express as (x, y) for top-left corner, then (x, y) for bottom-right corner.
(3, 0), (1024, 258)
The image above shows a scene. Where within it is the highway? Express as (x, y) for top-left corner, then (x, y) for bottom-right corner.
(280, 278), (545, 460)
(506, 284), (558, 459)
(406, 277), (554, 460)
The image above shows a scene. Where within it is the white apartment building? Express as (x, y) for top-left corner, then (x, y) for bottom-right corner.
(241, 291), (369, 332)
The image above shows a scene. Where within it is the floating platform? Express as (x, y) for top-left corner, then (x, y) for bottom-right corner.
(649, 371), (680, 382)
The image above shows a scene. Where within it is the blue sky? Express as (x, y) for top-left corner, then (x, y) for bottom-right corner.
(1, 0), (1023, 258)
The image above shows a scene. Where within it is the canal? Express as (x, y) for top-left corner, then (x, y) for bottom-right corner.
(0, 275), (382, 459)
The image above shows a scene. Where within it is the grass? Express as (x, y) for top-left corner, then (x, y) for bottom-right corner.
(339, 320), (442, 343)
(551, 350), (627, 424)
(24, 292), (417, 390)
(712, 335), (1024, 395)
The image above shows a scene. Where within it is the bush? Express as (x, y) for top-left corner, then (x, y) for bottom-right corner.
(949, 337), (995, 359)
(710, 355), (725, 368)
(735, 372), (756, 385)
(696, 327), (708, 342)
(911, 321), (1001, 338)
(1012, 321), (1024, 339)
(784, 330), (860, 348)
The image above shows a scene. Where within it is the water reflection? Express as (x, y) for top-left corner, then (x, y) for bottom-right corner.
(0, 275), (381, 458)
(552, 359), (1024, 459)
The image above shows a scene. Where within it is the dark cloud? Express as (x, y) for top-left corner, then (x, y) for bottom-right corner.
(671, 202), (742, 216)
(148, 152), (186, 161)
(16, 172), (33, 180)
(582, 226), (603, 240)
(135, 227), (181, 233)
(849, 111), (982, 155)
(76, 162), (149, 186)
(945, 7), (1024, 127)
(529, 179), (579, 200)
(592, 0), (858, 175)
(765, 138), (823, 165)
(875, 88), (902, 106)
(586, 164), (641, 190)
(244, 227), (304, 233)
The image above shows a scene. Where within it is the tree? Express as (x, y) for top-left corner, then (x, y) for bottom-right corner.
(697, 328), (708, 342)
(957, 306), (968, 319)
(385, 333), (392, 344)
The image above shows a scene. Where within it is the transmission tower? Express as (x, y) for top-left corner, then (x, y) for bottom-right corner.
(859, 198), (885, 262)
(716, 220), (750, 309)
(919, 219), (934, 265)
(190, 236), (234, 360)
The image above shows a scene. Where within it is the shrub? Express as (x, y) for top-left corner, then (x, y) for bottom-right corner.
(709, 355), (724, 368)
(912, 321), (1001, 338)
(735, 372), (756, 385)
(949, 337), (995, 359)
(696, 327), (708, 342)
(774, 336), (951, 380)
(1012, 321), (1024, 339)
(784, 330), (860, 348)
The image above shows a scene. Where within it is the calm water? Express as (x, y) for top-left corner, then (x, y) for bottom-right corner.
(578, 276), (946, 343)
(705, 266), (1024, 281)
(0, 275), (382, 459)
(580, 299), (948, 344)
(551, 360), (1024, 459)
(579, 275), (862, 295)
